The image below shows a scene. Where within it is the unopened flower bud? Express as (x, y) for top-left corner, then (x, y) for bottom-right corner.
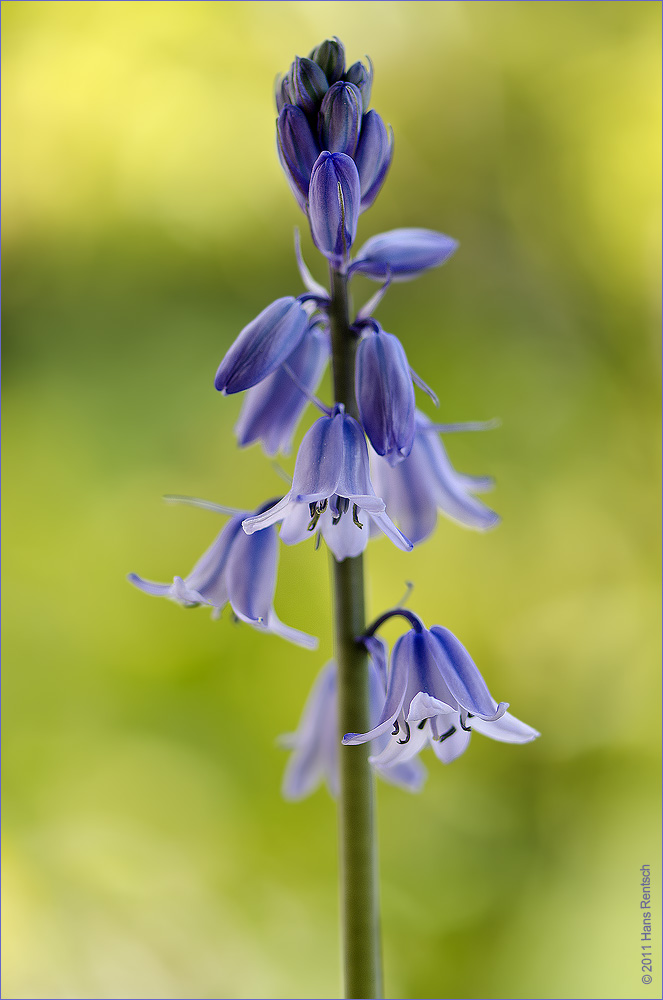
(344, 58), (373, 109)
(309, 37), (346, 85)
(318, 81), (362, 156)
(290, 56), (329, 116)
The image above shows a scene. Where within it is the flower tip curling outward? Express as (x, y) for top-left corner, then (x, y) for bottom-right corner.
(214, 297), (309, 395)
(343, 619), (539, 766)
(128, 506), (317, 649)
(350, 228), (458, 282)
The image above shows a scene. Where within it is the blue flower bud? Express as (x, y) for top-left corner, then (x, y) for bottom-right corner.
(308, 152), (361, 270)
(214, 297), (309, 395)
(318, 81), (362, 156)
(356, 328), (415, 465)
(354, 110), (393, 212)
(290, 56), (329, 116)
(277, 105), (321, 212)
(344, 58), (373, 109)
(309, 37), (346, 85)
(274, 73), (293, 114)
(350, 228), (458, 282)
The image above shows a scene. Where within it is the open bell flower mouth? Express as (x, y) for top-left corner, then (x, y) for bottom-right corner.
(128, 504), (317, 649)
(344, 620), (538, 766)
(242, 405), (413, 561)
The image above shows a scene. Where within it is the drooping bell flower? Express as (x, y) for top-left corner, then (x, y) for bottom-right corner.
(350, 228), (458, 281)
(242, 405), (412, 561)
(128, 503), (317, 649)
(282, 648), (426, 800)
(214, 296), (309, 395)
(235, 324), (329, 456)
(355, 323), (415, 465)
(308, 152), (361, 270)
(354, 110), (393, 213)
(370, 410), (500, 543)
(344, 615), (538, 765)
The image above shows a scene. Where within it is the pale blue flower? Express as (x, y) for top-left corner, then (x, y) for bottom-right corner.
(282, 646), (426, 800)
(128, 503), (317, 649)
(344, 617), (538, 765)
(308, 152), (361, 269)
(242, 406), (412, 561)
(355, 324), (415, 465)
(350, 228), (458, 281)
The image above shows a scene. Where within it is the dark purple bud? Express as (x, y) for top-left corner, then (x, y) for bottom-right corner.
(290, 56), (329, 116)
(344, 58), (373, 109)
(356, 328), (415, 465)
(215, 297), (309, 395)
(308, 151), (361, 270)
(309, 37), (346, 85)
(350, 228), (459, 282)
(318, 81), (362, 156)
(277, 105), (321, 212)
(274, 73), (293, 114)
(354, 110), (393, 212)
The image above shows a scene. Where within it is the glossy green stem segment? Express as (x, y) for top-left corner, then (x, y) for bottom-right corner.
(328, 266), (383, 1000)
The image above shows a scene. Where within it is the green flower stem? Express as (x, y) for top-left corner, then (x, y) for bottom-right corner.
(328, 265), (383, 1000)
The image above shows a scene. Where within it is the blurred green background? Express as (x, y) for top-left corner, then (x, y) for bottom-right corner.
(2, 2), (660, 998)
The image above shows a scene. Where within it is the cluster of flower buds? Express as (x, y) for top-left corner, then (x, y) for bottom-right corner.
(276, 37), (393, 267)
(129, 38), (538, 790)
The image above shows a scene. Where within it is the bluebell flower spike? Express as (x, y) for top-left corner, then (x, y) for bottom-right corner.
(350, 228), (458, 282)
(242, 406), (413, 561)
(308, 152), (361, 270)
(356, 327), (416, 465)
(128, 506), (317, 648)
(214, 296), (309, 395)
(282, 654), (426, 800)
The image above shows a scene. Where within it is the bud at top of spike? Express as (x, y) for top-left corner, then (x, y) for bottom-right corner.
(318, 81), (363, 156)
(290, 56), (329, 116)
(344, 58), (373, 110)
(309, 37), (346, 85)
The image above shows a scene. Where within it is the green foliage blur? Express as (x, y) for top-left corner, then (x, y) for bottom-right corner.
(2, 2), (660, 998)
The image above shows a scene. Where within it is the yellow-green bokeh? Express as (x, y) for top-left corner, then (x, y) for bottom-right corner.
(2, 2), (660, 998)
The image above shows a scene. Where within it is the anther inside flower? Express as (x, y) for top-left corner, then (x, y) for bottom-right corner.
(242, 404), (413, 561)
(343, 613), (539, 764)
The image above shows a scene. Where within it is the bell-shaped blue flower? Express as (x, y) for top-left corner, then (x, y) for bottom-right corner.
(370, 410), (499, 543)
(276, 105), (321, 213)
(356, 325), (415, 465)
(242, 406), (413, 561)
(344, 618), (538, 766)
(214, 296), (309, 395)
(350, 228), (458, 282)
(282, 649), (426, 800)
(354, 110), (393, 213)
(318, 81), (363, 156)
(344, 58), (373, 109)
(308, 152), (361, 270)
(235, 324), (329, 456)
(128, 505), (317, 648)
(289, 56), (329, 116)
(309, 37), (346, 86)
